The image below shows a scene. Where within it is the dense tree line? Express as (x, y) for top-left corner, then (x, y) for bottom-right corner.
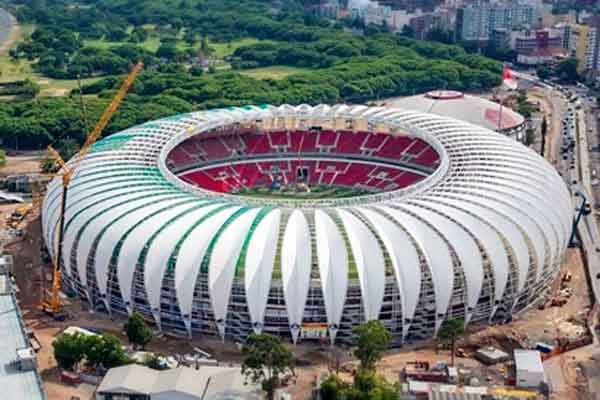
(0, 0), (502, 149)
(0, 93), (193, 149)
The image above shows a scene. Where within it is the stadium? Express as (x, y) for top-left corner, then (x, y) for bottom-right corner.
(41, 104), (572, 346)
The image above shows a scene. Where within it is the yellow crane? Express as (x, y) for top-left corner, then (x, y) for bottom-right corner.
(41, 61), (143, 317)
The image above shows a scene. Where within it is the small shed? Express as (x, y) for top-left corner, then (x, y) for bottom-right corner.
(514, 349), (546, 388)
(474, 347), (509, 365)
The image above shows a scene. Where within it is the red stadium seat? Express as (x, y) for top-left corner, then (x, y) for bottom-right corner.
(336, 131), (367, 154)
(244, 133), (271, 154)
(413, 147), (440, 168)
(375, 136), (415, 158)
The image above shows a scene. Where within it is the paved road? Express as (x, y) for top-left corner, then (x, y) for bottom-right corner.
(543, 84), (600, 305)
(0, 8), (14, 50)
(573, 100), (600, 305)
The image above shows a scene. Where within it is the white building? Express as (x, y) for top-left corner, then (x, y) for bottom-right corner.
(514, 349), (546, 388)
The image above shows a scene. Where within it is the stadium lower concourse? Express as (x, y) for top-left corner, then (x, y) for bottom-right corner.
(42, 104), (572, 346)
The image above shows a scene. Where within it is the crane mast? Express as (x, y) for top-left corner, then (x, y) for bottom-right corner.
(41, 61), (143, 317)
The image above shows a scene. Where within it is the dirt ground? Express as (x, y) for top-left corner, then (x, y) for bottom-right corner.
(2, 153), (42, 175)
(470, 249), (591, 347)
(0, 11), (19, 57)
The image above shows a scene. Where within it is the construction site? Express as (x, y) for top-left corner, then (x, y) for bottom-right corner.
(0, 65), (599, 399)
(2, 189), (596, 399)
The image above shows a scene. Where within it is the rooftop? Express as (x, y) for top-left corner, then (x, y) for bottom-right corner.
(514, 349), (544, 373)
(0, 266), (46, 400)
(97, 364), (260, 399)
(386, 91), (525, 131)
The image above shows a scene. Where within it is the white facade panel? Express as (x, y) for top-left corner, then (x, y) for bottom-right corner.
(281, 210), (312, 342)
(244, 209), (281, 331)
(174, 206), (241, 323)
(337, 209), (385, 322)
(209, 208), (261, 337)
(315, 209), (348, 341)
(357, 207), (421, 338)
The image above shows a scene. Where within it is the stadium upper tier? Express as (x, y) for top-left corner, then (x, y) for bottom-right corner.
(168, 130), (438, 194)
(41, 104), (572, 345)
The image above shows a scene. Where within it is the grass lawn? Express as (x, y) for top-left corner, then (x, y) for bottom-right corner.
(208, 37), (271, 59)
(0, 23), (34, 56)
(85, 36), (274, 60)
(238, 66), (311, 80)
(0, 23), (35, 80)
(85, 36), (163, 53)
(0, 23), (104, 96)
(0, 56), (103, 96)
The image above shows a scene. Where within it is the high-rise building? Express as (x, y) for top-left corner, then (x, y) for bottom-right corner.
(583, 17), (600, 76)
(455, 1), (538, 42)
(568, 24), (590, 73)
(491, 28), (511, 49)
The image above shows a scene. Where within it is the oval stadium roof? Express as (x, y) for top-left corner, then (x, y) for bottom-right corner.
(41, 104), (570, 345)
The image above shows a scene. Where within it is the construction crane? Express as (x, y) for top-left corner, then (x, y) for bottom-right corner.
(40, 61), (143, 318)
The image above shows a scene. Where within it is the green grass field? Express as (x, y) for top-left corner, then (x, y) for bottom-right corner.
(238, 65), (311, 80)
(0, 23), (34, 81)
(208, 37), (269, 59)
(0, 55), (103, 96)
(84, 36), (163, 52)
(0, 24), (105, 96)
(85, 33), (269, 59)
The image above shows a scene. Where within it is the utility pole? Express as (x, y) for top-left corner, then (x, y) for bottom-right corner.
(76, 74), (90, 134)
(541, 116), (547, 157)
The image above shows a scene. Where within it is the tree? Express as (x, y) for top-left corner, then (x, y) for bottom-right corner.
(40, 156), (57, 173)
(353, 320), (391, 371)
(84, 334), (129, 369)
(400, 25), (414, 38)
(189, 65), (204, 76)
(0, 149), (6, 169)
(320, 374), (349, 400)
(556, 58), (579, 83)
(241, 333), (295, 400)
(525, 128), (536, 146)
(52, 333), (87, 371)
(427, 26), (454, 44)
(130, 27), (149, 43)
(536, 64), (552, 81)
(20, 79), (40, 98)
(540, 116), (548, 157)
(56, 138), (80, 161)
(156, 42), (178, 60)
(184, 29), (196, 46)
(437, 318), (465, 366)
(124, 312), (153, 349)
(320, 366), (399, 399)
(201, 37), (210, 55)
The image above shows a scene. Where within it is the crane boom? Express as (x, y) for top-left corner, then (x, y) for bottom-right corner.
(49, 61), (144, 186)
(73, 61), (143, 174)
(41, 61), (143, 317)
